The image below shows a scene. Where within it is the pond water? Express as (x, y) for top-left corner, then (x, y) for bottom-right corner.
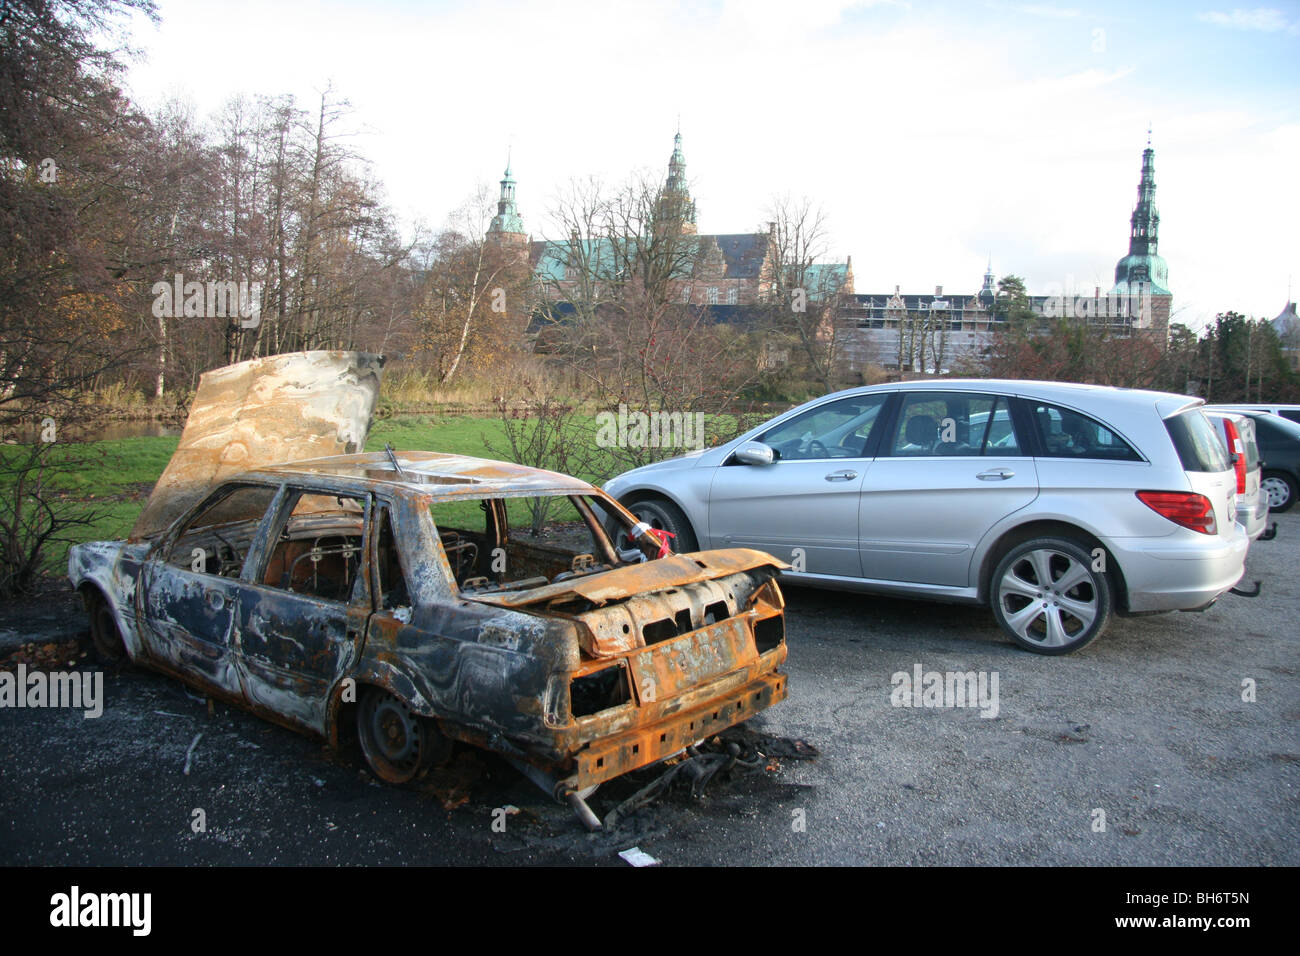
(67, 421), (183, 442)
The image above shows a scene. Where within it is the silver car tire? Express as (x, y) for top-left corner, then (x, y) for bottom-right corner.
(1261, 472), (1297, 513)
(621, 497), (698, 553)
(991, 537), (1113, 655)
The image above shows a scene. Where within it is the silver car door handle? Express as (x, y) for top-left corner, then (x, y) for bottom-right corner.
(824, 470), (858, 481)
(977, 468), (1014, 481)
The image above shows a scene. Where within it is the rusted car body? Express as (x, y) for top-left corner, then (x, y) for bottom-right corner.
(68, 352), (788, 826)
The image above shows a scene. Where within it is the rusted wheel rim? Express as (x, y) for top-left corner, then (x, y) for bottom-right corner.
(359, 693), (425, 783)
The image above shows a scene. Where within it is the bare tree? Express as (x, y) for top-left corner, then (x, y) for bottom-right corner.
(411, 184), (531, 384)
(536, 171), (759, 468)
(761, 196), (846, 390)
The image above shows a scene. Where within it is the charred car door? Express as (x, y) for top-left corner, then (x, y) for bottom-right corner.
(138, 484), (281, 698)
(232, 486), (371, 734)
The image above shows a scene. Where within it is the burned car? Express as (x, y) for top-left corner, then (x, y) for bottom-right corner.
(68, 352), (788, 827)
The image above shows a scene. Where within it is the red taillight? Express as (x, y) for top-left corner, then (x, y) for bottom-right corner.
(1137, 491), (1218, 535)
(1224, 419), (1246, 495)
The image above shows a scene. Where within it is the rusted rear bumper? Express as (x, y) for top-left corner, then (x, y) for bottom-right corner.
(566, 669), (787, 791)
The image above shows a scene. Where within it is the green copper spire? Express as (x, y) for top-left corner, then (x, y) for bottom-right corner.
(1128, 145), (1159, 257)
(659, 128), (696, 229)
(667, 132), (687, 190)
(1111, 139), (1169, 295)
(488, 151), (525, 237)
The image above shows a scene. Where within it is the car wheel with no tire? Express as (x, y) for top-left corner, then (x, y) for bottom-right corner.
(991, 537), (1112, 655)
(356, 687), (450, 784)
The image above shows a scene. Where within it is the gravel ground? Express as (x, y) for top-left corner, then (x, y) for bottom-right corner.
(1, 513), (1296, 866)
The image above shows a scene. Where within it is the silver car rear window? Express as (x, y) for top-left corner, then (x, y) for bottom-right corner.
(1166, 410), (1231, 473)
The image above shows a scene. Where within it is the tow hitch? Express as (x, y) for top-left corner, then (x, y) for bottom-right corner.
(1230, 580), (1262, 598)
(1260, 522), (1278, 541)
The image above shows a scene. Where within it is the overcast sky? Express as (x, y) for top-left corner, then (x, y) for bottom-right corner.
(120, 0), (1300, 331)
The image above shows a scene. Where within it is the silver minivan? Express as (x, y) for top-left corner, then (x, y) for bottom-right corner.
(605, 381), (1249, 655)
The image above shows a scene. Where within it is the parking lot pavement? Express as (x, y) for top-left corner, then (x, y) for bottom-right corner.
(1, 514), (1296, 866)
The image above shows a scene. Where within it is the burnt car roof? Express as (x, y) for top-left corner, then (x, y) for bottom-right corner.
(240, 450), (596, 500)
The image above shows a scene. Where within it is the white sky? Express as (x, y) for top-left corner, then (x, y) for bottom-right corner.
(120, 0), (1300, 331)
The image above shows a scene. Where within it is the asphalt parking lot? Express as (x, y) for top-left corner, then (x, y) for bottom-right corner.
(2, 513), (1296, 866)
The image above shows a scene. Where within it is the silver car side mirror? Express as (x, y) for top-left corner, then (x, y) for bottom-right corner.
(734, 441), (775, 466)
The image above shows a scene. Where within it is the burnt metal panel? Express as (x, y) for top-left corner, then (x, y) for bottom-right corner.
(131, 351), (383, 540)
(468, 548), (787, 610)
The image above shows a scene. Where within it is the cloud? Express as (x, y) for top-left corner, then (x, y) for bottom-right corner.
(985, 1), (1081, 17)
(1014, 4), (1081, 18)
(1196, 7), (1300, 34)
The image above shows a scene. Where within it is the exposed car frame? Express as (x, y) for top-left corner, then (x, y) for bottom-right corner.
(68, 353), (790, 829)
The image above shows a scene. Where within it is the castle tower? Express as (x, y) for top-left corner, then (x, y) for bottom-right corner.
(486, 153), (527, 248)
(655, 128), (698, 236)
(979, 256), (996, 303)
(1110, 136), (1171, 338)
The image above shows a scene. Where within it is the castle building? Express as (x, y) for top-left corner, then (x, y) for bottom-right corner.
(486, 135), (1170, 376)
(838, 142), (1174, 374)
(486, 133), (852, 316)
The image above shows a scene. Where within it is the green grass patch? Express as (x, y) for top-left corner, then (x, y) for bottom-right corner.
(7, 410), (752, 577)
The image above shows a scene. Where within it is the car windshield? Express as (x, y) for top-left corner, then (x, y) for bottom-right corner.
(428, 493), (648, 594)
(759, 394), (887, 460)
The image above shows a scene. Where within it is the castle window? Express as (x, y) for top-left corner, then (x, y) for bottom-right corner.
(727, 288), (737, 305)
(708, 287), (718, 304)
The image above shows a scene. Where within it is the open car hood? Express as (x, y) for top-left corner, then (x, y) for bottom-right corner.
(130, 351), (383, 540)
(467, 549), (788, 610)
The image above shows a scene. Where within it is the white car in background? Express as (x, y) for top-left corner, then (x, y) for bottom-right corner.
(606, 380), (1252, 656)
(1203, 410), (1271, 541)
(1210, 403), (1300, 425)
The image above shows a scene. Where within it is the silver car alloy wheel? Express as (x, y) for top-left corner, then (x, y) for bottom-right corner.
(1261, 475), (1291, 509)
(996, 546), (1099, 649)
